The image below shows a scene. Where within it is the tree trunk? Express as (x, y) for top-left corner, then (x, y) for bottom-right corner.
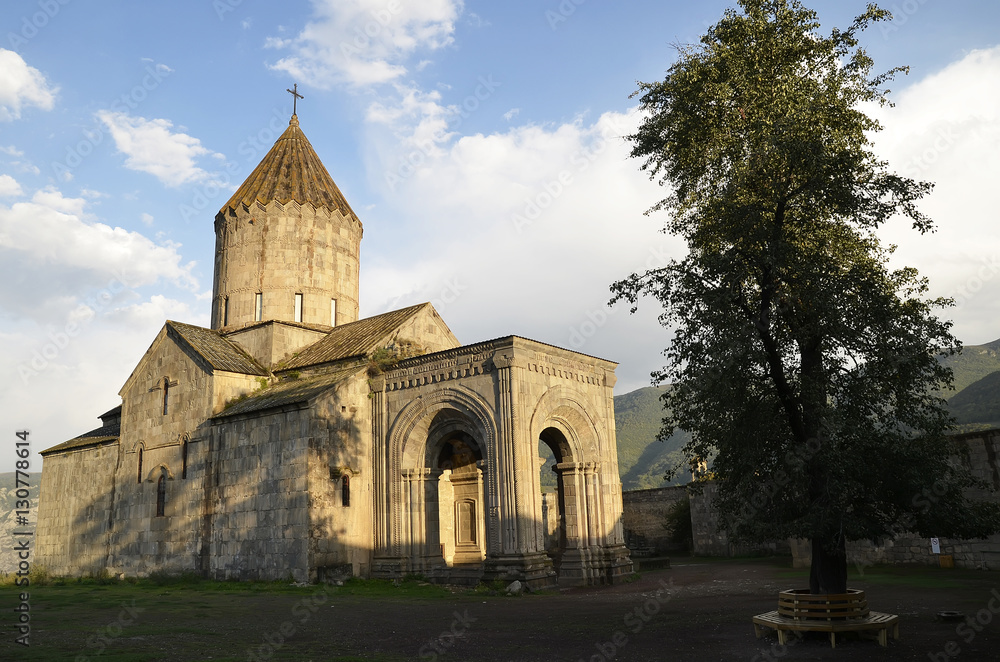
(808, 534), (847, 594)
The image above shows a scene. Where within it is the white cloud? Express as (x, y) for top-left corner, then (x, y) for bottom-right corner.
(354, 49), (1000, 392)
(140, 212), (154, 226)
(359, 107), (674, 394)
(0, 174), (22, 197)
(0, 49), (57, 121)
(106, 294), (200, 328)
(0, 180), (207, 473)
(869, 45), (1000, 345)
(0, 292), (204, 473)
(268, 0), (463, 87)
(96, 111), (222, 187)
(0, 188), (198, 322)
(503, 108), (520, 121)
(0, 145), (24, 157)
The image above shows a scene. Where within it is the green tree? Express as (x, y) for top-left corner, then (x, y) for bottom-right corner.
(613, 0), (1000, 594)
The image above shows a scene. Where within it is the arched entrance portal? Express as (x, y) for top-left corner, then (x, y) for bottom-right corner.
(435, 432), (486, 567)
(538, 426), (580, 583)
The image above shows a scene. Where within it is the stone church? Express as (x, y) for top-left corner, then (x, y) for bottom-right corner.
(36, 112), (632, 588)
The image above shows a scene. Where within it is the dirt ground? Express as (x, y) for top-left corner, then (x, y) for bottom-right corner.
(3, 557), (999, 661)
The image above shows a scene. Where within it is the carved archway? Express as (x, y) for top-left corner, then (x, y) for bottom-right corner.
(384, 387), (498, 570)
(530, 386), (608, 583)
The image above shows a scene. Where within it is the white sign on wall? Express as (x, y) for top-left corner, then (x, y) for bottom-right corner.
(930, 537), (941, 554)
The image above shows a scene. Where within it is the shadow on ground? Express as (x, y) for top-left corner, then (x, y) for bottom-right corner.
(1, 557), (998, 661)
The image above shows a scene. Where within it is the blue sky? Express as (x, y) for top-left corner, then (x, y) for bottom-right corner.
(2, 0), (999, 472)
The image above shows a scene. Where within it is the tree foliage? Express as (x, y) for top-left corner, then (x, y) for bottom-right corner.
(612, 0), (1000, 593)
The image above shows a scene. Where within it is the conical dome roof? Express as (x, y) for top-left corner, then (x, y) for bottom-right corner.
(220, 115), (357, 217)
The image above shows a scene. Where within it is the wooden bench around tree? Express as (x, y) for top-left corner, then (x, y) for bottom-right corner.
(752, 589), (900, 648)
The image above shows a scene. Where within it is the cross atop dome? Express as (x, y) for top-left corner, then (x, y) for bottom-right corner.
(286, 83), (303, 116)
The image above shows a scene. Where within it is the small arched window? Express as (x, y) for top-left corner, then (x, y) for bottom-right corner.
(341, 475), (350, 508)
(137, 449), (143, 484)
(181, 439), (188, 479)
(156, 474), (167, 517)
(162, 378), (170, 415)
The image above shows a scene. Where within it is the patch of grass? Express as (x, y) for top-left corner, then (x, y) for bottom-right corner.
(471, 579), (524, 596)
(849, 564), (968, 589)
(773, 563), (972, 589)
(147, 570), (207, 586)
(334, 576), (453, 598)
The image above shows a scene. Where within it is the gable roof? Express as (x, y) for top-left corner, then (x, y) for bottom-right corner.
(282, 303), (432, 369)
(212, 365), (362, 419)
(166, 321), (269, 376)
(219, 115), (357, 218)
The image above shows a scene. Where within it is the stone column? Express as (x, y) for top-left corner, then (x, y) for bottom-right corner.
(492, 352), (519, 554)
(583, 462), (603, 548)
(370, 377), (389, 556)
(553, 461), (595, 585)
(481, 351), (555, 589)
(402, 468), (439, 569)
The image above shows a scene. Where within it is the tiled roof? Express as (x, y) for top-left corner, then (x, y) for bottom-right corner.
(167, 321), (269, 376)
(219, 115), (357, 217)
(99, 404), (122, 421)
(41, 420), (120, 456)
(283, 303), (431, 369)
(212, 366), (361, 419)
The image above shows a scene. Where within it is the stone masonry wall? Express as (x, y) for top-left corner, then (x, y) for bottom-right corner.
(212, 202), (362, 330)
(206, 408), (312, 581)
(689, 481), (787, 557)
(307, 372), (374, 581)
(106, 329), (259, 577)
(622, 486), (687, 555)
(802, 430), (1000, 571)
(226, 322), (329, 369)
(35, 442), (117, 576)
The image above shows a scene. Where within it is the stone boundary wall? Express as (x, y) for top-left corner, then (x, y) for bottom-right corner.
(791, 430), (1000, 570)
(688, 481), (787, 557)
(622, 486), (687, 555)
(621, 483), (789, 557)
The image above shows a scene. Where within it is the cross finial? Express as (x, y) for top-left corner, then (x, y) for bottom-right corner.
(286, 83), (304, 116)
